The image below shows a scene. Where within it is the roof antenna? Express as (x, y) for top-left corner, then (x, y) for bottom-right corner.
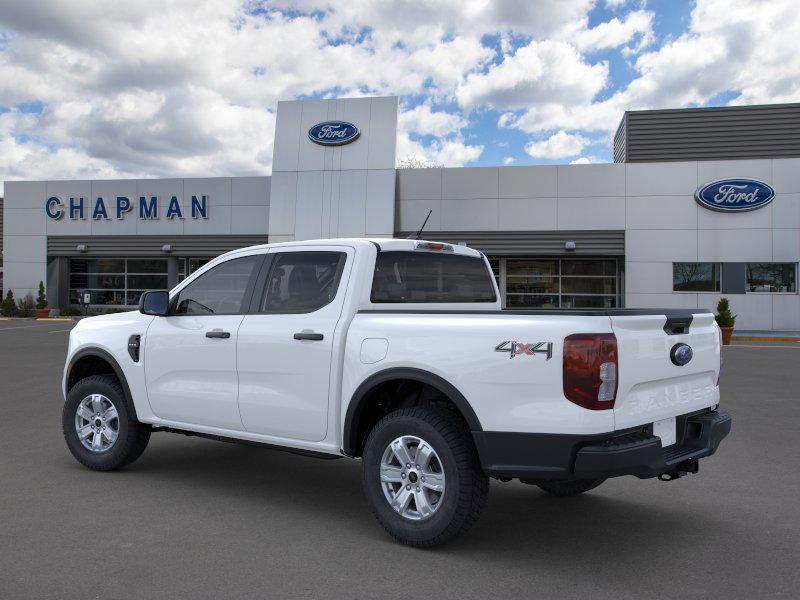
(406, 209), (432, 240)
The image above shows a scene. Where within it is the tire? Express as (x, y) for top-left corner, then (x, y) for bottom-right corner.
(361, 407), (489, 547)
(535, 478), (605, 497)
(62, 374), (151, 471)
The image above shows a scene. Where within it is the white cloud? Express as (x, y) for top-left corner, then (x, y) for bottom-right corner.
(0, 0), (597, 187)
(505, 0), (800, 137)
(457, 40), (608, 110)
(267, 0), (594, 41)
(398, 104), (466, 138)
(396, 132), (483, 167)
(525, 130), (589, 159)
(571, 10), (654, 52)
(396, 102), (481, 166)
(569, 156), (606, 164)
(0, 0), (797, 191)
(502, 156), (515, 165)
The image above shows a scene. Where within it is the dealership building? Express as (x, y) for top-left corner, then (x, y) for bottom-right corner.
(2, 98), (800, 330)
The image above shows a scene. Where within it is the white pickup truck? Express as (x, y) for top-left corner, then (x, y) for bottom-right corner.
(62, 238), (731, 546)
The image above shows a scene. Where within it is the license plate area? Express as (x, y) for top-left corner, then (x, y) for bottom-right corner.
(653, 416), (677, 447)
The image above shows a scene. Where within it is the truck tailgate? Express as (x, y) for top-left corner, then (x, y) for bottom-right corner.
(611, 311), (720, 431)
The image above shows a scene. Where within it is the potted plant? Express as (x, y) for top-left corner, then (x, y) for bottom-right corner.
(715, 297), (736, 345)
(35, 281), (50, 318)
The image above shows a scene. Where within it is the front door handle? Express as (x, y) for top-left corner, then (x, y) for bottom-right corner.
(293, 332), (324, 341)
(206, 330), (231, 339)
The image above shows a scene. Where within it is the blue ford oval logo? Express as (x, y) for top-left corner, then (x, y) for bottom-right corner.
(670, 343), (693, 367)
(308, 121), (360, 146)
(695, 178), (775, 212)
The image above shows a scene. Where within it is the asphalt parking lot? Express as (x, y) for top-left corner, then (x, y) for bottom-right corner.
(1, 319), (798, 599)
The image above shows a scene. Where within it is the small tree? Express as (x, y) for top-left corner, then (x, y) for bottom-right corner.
(396, 155), (444, 169)
(715, 297), (736, 328)
(36, 281), (47, 310)
(16, 293), (36, 318)
(1, 290), (17, 317)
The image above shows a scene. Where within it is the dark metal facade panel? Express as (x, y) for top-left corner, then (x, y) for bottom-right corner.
(721, 263), (746, 294)
(614, 103), (800, 162)
(395, 230), (624, 256)
(47, 235), (268, 257)
(613, 114), (627, 163)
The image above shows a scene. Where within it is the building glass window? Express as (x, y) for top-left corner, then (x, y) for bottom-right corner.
(746, 263), (797, 293)
(174, 255), (260, 315)
(70, 258), (170, 307)
(673, 263), (721, 292)
(262, 252), (346, 313)
(371, 251), (496, 303)
(177, 258), (211, 282)
(488, 258), (500, 289)
(503, 258), (617, 309)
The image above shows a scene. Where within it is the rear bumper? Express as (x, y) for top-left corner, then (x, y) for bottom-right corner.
(473, 409), (731, 481)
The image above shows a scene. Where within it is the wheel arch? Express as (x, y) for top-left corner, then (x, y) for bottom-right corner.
(342, 367), (482, 457)
(66, 348), (139, 421)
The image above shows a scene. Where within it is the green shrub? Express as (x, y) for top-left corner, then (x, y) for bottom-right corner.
(1, 290), (17, 317)
(60, 307), (83, 317)
(715, 297), (736, 328)
(36, 281), (47, 310)
(16, 293), (36, 317)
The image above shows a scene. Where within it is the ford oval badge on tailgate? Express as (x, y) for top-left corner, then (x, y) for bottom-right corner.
(670, 343), (693, 366)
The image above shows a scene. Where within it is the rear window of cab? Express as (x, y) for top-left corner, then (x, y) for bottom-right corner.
(371, 251), (497, 303)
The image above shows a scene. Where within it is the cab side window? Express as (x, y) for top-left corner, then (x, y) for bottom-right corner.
(174, 255), (261, 315)
(260, 252), (346, 313)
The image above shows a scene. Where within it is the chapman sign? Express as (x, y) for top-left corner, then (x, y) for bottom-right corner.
(45, 195), (209, 220)
(695, 179), (775, 212)
(308, 121), (360, 146)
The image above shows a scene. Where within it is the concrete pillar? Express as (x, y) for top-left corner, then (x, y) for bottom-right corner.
(167, 256), (179, 289)
(46, 257), (70, 309)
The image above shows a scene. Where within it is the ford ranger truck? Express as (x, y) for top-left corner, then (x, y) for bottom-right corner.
(62, 238), (731, 547)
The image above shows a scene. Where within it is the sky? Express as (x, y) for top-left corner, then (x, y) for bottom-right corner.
(0, 0), (799, 194)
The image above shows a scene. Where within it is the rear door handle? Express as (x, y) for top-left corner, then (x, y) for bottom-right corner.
(293, 332), (324, 341)
(206, 330), (231, 339)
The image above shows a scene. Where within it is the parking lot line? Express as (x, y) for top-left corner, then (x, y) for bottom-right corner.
(0, 323), (71, 331)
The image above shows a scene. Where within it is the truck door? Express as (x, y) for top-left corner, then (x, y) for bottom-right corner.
(144, 254), (264, 430)
(237, 246), (352, 442)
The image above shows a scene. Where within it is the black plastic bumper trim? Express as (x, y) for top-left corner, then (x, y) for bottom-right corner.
(473, 409), (731, 481)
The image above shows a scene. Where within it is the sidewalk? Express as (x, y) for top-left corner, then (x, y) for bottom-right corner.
(732, 330), (800, 342)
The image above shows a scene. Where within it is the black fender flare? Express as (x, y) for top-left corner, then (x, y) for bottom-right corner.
(342, 367), (482, 457)
(66, 347), (139, 422)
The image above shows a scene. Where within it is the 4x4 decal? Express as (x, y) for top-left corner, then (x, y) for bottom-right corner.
(495, 341), (553, 360)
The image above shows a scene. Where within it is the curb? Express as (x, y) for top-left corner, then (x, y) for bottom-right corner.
(35, 317), (77, 322)
(731, 336), (800, 342)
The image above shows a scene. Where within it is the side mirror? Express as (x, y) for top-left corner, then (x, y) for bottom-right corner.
(139, 291), (170, 316)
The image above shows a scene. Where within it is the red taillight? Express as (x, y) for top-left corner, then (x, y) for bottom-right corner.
(414, 241), (454, 252)
(563, 333), (618, 410)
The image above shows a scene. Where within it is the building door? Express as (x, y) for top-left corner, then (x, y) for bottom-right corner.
(144, 254), (263, 430)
